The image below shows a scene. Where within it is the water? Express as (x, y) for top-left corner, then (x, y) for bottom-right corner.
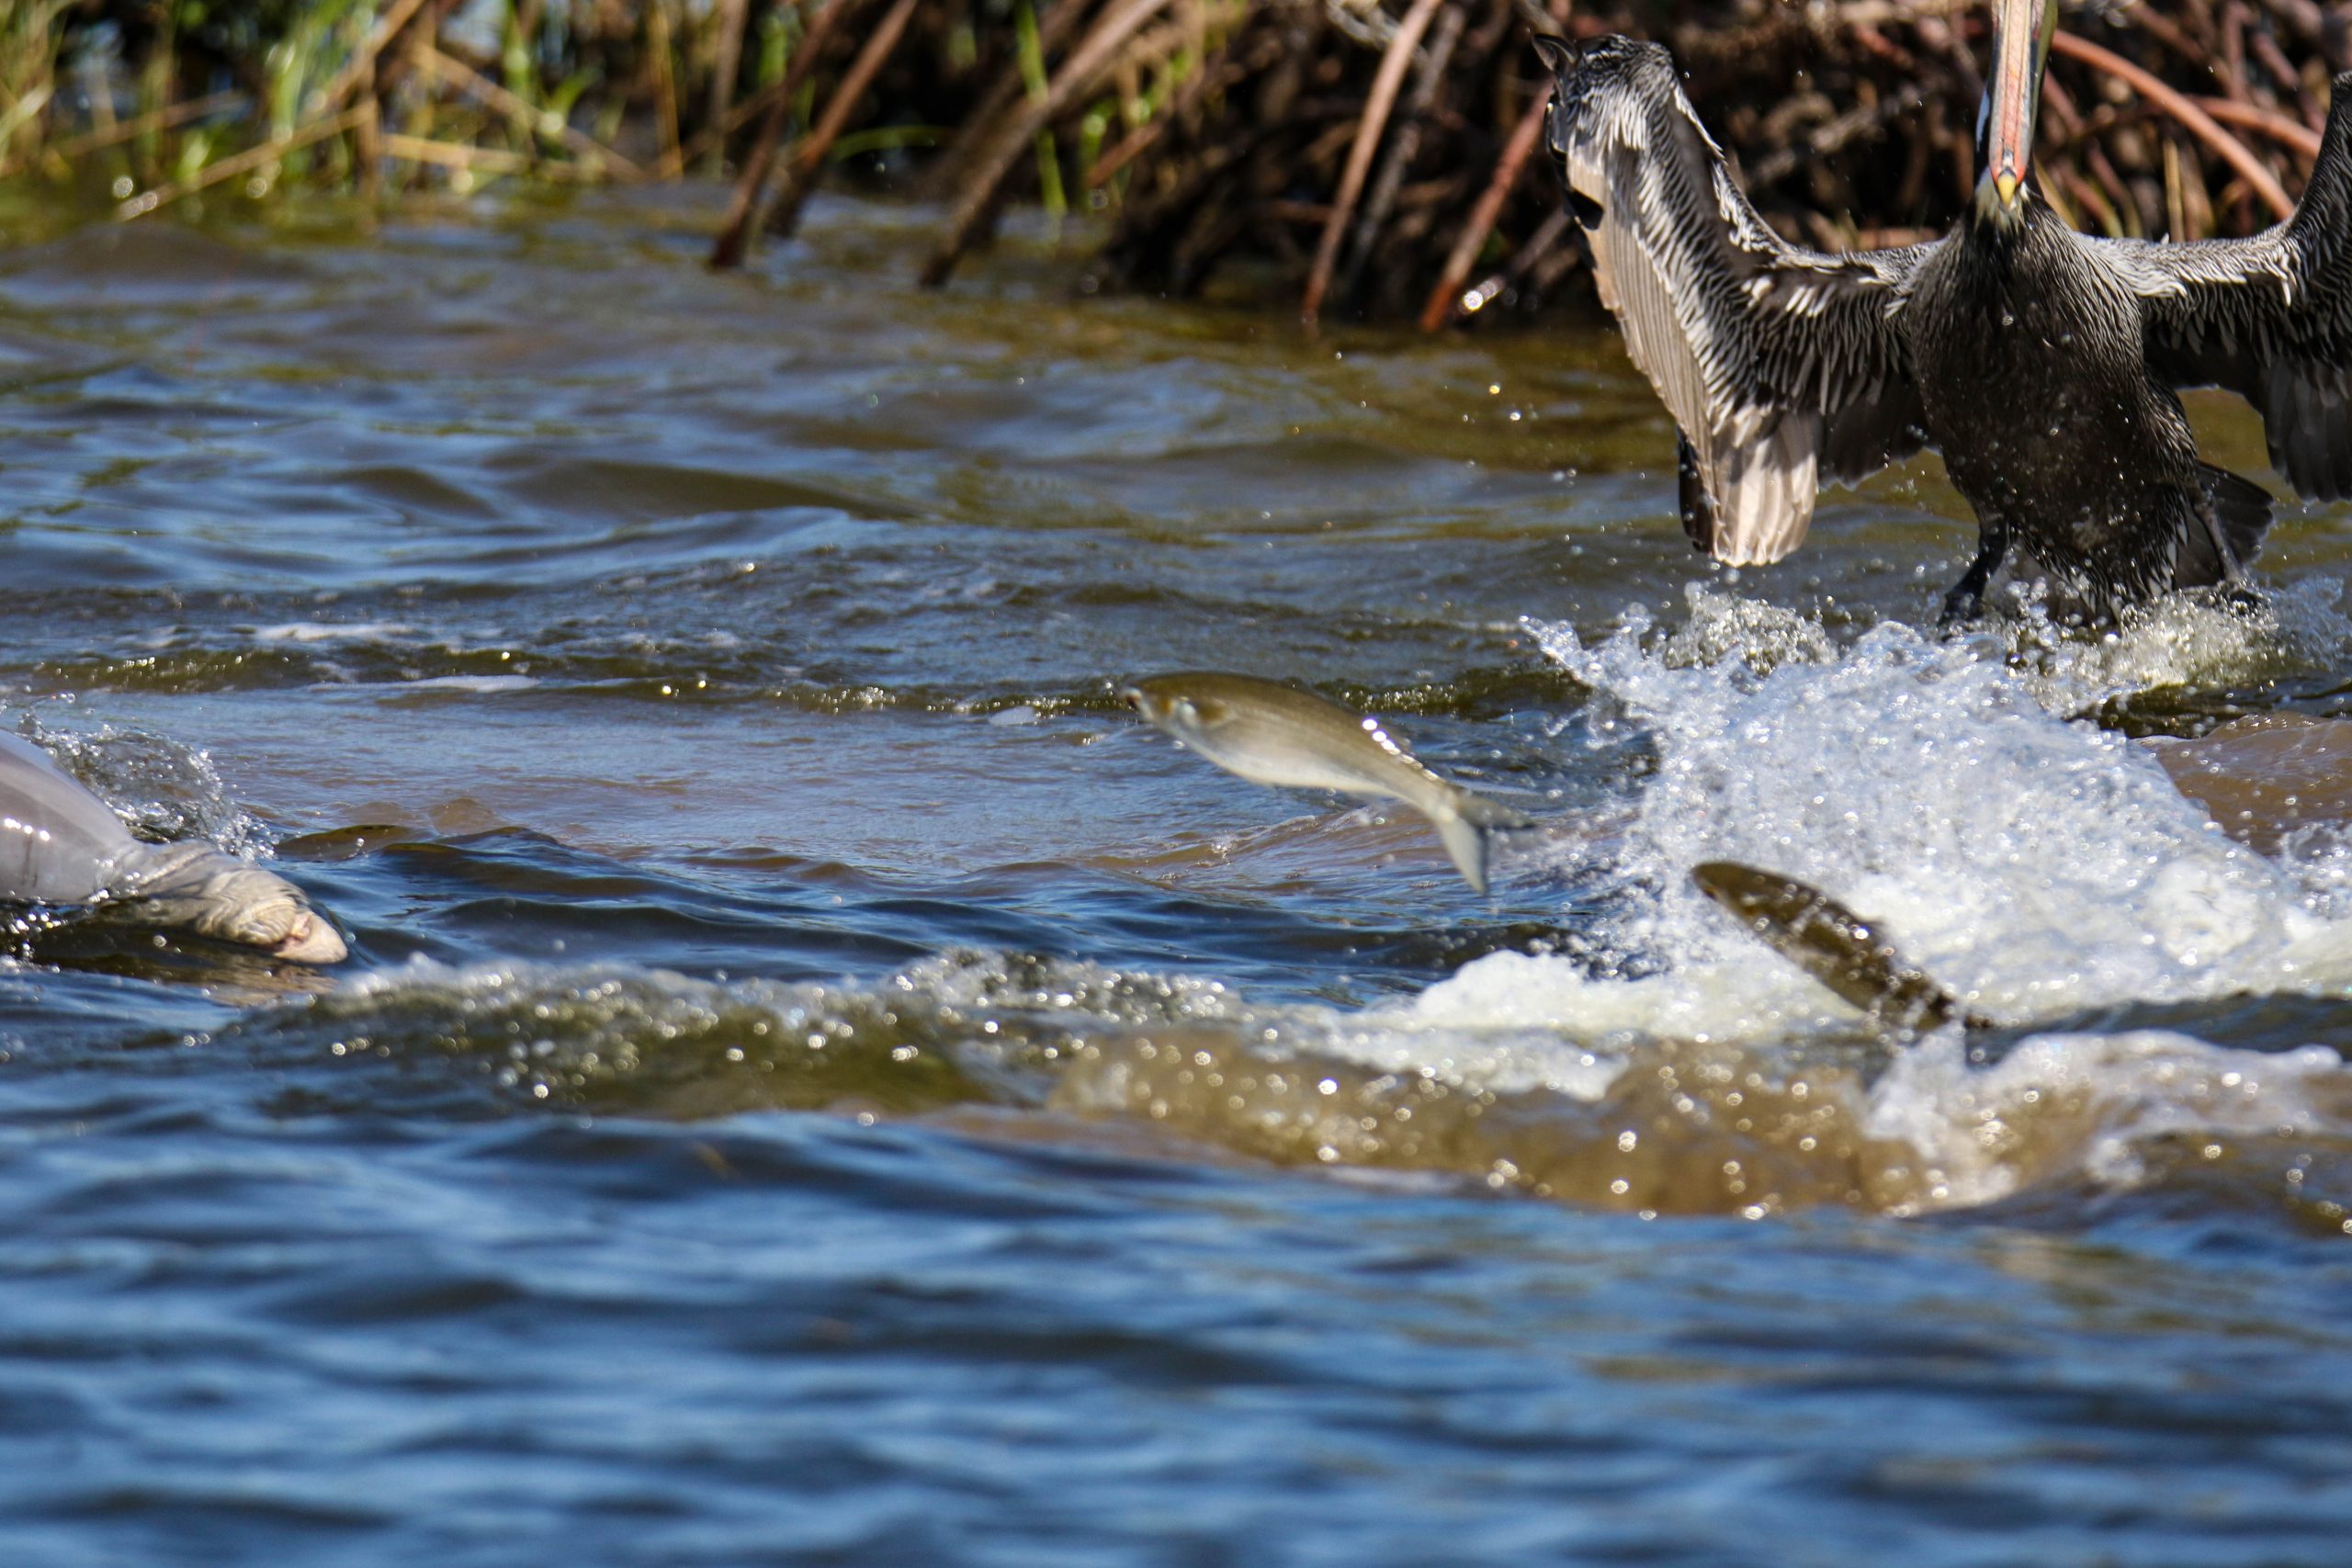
(3, 185), (2352, 1563)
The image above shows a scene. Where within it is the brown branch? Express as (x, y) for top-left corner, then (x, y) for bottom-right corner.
(681, 76), (780, 166)
(1339, 4), (1464, 308)
(2246, 26), (2324, 129)
(411, 46), (644, 178)
(1302, 0), (1448, 328)
(2050, 29), (2295, 220)
(920, 0), (1175, 288)
(1083, 36), (1261, 190)
(647, 0), (683, 178)
(2115, 1), (2222, 84)
(1418, 87), (1551, 333)
(767, 0), (923, 240)
(2222, 0), (2253, 105)
(117, 107), (368, 220)
(710, 0), (872, 270)
(0, 91), (246, 179)
(1086, 114), (1165, 189)
(708, 0), (752, 155)
(928, 0), (1106, 197)
(2194, 93), (2324, 159)
(306, 0), (434, 119)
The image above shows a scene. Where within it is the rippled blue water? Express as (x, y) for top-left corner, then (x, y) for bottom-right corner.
(2, 186), (2351, 1564)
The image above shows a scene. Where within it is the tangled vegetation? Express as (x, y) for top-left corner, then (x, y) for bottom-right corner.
(3, 0), (2346, 324)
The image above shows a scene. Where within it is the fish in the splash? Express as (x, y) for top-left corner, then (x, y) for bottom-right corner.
(0, 732), (346, 963)
(1692, 860), (1987, 1033)
(1120, 672), (1535, 894)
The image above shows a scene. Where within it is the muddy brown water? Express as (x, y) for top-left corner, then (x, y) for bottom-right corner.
(3, 183), (2352, 1563)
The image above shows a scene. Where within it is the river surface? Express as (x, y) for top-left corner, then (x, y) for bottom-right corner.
(2, 184), (2351, 1563)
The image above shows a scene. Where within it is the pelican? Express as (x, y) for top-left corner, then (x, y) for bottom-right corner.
(1534, 6), (2352, 621)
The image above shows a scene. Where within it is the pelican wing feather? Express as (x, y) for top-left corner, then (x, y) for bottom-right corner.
(1540, 36), (1936, 564)
(2107, 72), (2352, 501)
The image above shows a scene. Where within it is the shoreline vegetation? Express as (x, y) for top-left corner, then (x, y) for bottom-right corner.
(3, 0), (2346, 324)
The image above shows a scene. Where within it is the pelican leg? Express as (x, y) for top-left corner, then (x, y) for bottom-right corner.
(1939, 515), (2010, 628)
(1676, 430), (1718, 555)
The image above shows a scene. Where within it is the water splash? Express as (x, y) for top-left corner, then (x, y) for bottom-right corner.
(116, 583), (2352, 1225)
(2000, 577), (2352, 717)
(15, 713), (272, 857)
(1469, 598), (2352, 1032)
(198, 948), (2351, 1225)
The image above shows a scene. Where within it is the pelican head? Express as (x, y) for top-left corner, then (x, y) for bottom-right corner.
(1973, 0), (2058, 225)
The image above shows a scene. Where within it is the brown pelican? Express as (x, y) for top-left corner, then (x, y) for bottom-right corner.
(1534, 6), (2352, 621)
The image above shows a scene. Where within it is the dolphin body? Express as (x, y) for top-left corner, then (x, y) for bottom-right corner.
(0, 732), (345, 964)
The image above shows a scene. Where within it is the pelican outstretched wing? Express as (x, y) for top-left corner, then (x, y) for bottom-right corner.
(2105, 73), (2352, 500)
(1539, 36), (1937, 564)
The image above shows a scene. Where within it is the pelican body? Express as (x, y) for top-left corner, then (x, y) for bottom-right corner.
(1537, 5), (2352, 620)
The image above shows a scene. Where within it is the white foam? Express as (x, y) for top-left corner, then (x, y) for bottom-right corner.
(392, 675), (538, 694)
(1399, 594), (2352, 1042)
(252, 621), (415, 643)
(1861, 1029), (2347, 1213)
(2007, 577), (2352, 717)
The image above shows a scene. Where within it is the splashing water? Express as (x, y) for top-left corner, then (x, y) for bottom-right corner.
(2000, 575), (2352, 716)
(175, 588), (2352, 1223)
(15, 712), (274, 857)
(1413, 596), (2352, 1035)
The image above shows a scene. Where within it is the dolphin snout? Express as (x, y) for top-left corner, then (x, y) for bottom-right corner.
(273, 910), (348, 965)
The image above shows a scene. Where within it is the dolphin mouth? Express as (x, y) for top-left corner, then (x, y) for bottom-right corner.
(271, 910), (349, 965)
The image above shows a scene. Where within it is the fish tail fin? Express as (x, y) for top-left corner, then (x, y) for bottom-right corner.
(2175, 465), (2273, 588)
(1431, 790), (1536, 896)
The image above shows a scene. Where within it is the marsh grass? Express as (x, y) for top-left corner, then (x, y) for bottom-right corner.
(0, 1), (2341, 324)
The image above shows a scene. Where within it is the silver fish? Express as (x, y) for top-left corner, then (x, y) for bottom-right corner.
(1691, 860), (1986, 1033)
(0, 732), (345, 964)
(1121, 673), (1535, 894)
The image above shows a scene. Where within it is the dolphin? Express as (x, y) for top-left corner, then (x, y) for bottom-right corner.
(0, 732), (345, 963)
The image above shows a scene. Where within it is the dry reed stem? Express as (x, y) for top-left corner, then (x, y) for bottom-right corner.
(356, 58), (382, 204)
(2050, 28), (2294, 218)
(1086, 118), (1160, 187)
(768, 0), (923, 239)
(413, 47), (645, 178)
(681, 80), (780, 165)
(920, 0), (1174, 288)
(1303, 0), (1447, 327)
(709, 0), (752, 153)
(1417, 86), (1550, 332)
(307, 0), (434, 119)
(381, 132), (601, 180)
(710, 0), (872, 269)
(118, 107), (368, 220)
(649, 0), (684, 178)
(0, 90), (244, 179)
(1083, 33), (1259, 191)
(0, 85), (55, 164)
(2193, 92), (2324, 157)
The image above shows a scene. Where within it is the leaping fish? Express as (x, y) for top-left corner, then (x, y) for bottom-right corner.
(1692, 861), (1990, 1033)
(1120, 673), (1535, 894)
